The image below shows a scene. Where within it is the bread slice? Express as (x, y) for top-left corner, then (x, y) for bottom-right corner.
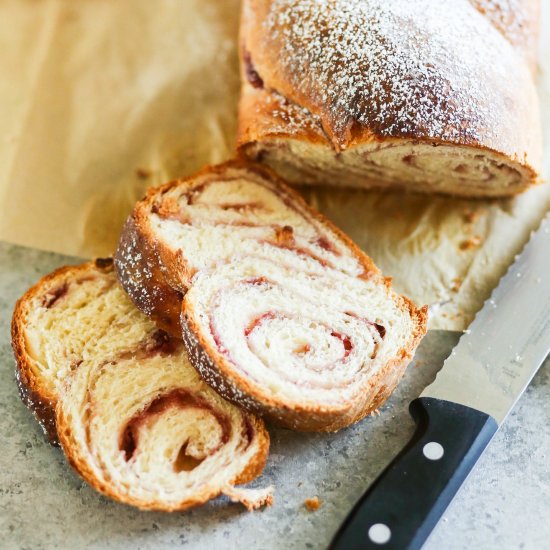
(12, 259), (271, 511)
(182, 256), (426, 430)
(115, 160), (428, 431)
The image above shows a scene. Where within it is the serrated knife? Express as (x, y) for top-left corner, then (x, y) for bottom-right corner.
(331, 211), (550, 550)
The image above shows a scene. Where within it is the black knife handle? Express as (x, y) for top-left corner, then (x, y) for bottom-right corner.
(330, 397), (498, 550)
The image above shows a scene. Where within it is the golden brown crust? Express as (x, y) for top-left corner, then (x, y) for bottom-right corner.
(237, 0), (542, 196)
(115, 159), (428, 431)
(11, 259), (114, 444)
(115, 216), (184, 337)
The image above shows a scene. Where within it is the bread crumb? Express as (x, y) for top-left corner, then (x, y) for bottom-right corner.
(459, 236), (482, 250)
(223, 485), (274, 511)
(304, 497), (322, 511)
(136, 167), (152, 179)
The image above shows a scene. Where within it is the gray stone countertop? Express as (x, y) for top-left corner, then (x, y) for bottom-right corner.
(0, 241), (548, 550)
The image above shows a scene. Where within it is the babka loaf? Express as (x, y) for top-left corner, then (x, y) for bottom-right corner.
(11, 260), (272, 511)
(237, 0), (542, 197)
(115, 161), (428, 431)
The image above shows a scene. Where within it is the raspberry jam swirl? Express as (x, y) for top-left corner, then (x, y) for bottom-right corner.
(119, 389), (236, 470)
(206, 276), (386, 396)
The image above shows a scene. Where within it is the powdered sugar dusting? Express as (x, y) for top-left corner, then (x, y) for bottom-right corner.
(263, 0), (525, 148)
(115, 230), (155, 316)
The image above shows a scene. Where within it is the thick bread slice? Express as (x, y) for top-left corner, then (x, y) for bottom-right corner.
(12, 260), (271, 511)
(115, 160), (428, 431)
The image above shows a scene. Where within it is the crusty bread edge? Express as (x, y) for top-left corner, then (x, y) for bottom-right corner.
(115, 216), (184, 337)
(236, 89), (541, 198)
(11, 261), (114, 444)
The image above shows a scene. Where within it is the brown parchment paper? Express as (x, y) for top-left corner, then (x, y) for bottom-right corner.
(1, 0), (549, 330)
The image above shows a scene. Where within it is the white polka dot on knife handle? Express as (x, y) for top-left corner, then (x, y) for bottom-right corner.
(368, 523), (391, 544)
(423, 442), (444, 460)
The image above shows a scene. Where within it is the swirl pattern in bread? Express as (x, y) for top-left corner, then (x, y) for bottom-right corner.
(182, 257), (424, 431)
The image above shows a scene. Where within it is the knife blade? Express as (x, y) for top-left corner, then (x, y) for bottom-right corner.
(331, 211), (550, 550)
